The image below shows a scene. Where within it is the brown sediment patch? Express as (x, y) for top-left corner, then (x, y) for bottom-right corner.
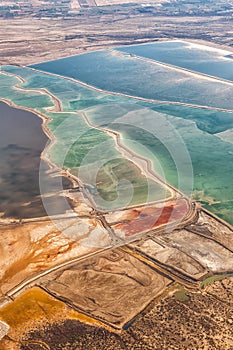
(5, 280), (232, 350)
(0, 286), (100, 350)
(0, 287), (69, 332)
(40, 248), (171, 329)
(160, 228), (233, 273)
(134, 238), (207, 278)
(195, 209), (233, 250)
(0, 217), (111, 295)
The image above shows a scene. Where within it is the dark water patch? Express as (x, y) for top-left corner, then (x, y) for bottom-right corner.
(0, 101), (72, 219)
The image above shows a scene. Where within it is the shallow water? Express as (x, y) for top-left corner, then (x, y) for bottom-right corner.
(4, 41), (233, 224)
(30, 49), (233, 111)
(117, 40), (233, 82)
(0, 101), (71, 219)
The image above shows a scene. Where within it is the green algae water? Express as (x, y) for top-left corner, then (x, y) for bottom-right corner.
(2, 40), (233, 223)
(86, 103), (233, 224)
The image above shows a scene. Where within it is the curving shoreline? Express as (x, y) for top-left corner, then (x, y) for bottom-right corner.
(1, 43), (233, 330)
(0, 66), (191, 224)
(0, 63), (229, 226)
(0, 77), (73, 222)
(0, 100), (50, 219)
(26, 65), (233, 114)
(0, 70), (62, 112)
(113, 48), (233, 87)
(81, 111), (177, 199)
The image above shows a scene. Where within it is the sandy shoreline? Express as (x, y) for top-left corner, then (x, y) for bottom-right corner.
(0, 66), (181, 222)
(0, 70), (62, 112)
(0, 72), (77, 222)
(182, 38), (233, 55)
(0, 97), (84, 223)
(0, 70), (66, 175)
(25, 38), (233, 66)
(1, 38), (233, 223)
(81, 111), (177, 200)
(113, 48), (233, 87)
(27, 66), (233, 114)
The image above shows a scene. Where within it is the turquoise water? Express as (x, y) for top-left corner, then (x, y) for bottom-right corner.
(117, 40), (233, 82)
(30, 50), (233, 111)
(86, 103), (233, 223)
(0, 69), (53, 110)
(0, 68), (166, 211)
(2, 40), (233, 223)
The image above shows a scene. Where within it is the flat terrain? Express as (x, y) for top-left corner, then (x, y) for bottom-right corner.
(0, 214), (111, 295)
(41, 249), (171, 328)
(0, 208), (232, 350)
(95, 0), (167, 4)
(0, 277), (233, 349)
(1, 15), (233, 66)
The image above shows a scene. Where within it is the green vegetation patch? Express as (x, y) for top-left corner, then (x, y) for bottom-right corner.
(174, 286), (189, 302)
(201, 273), (233, 288)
